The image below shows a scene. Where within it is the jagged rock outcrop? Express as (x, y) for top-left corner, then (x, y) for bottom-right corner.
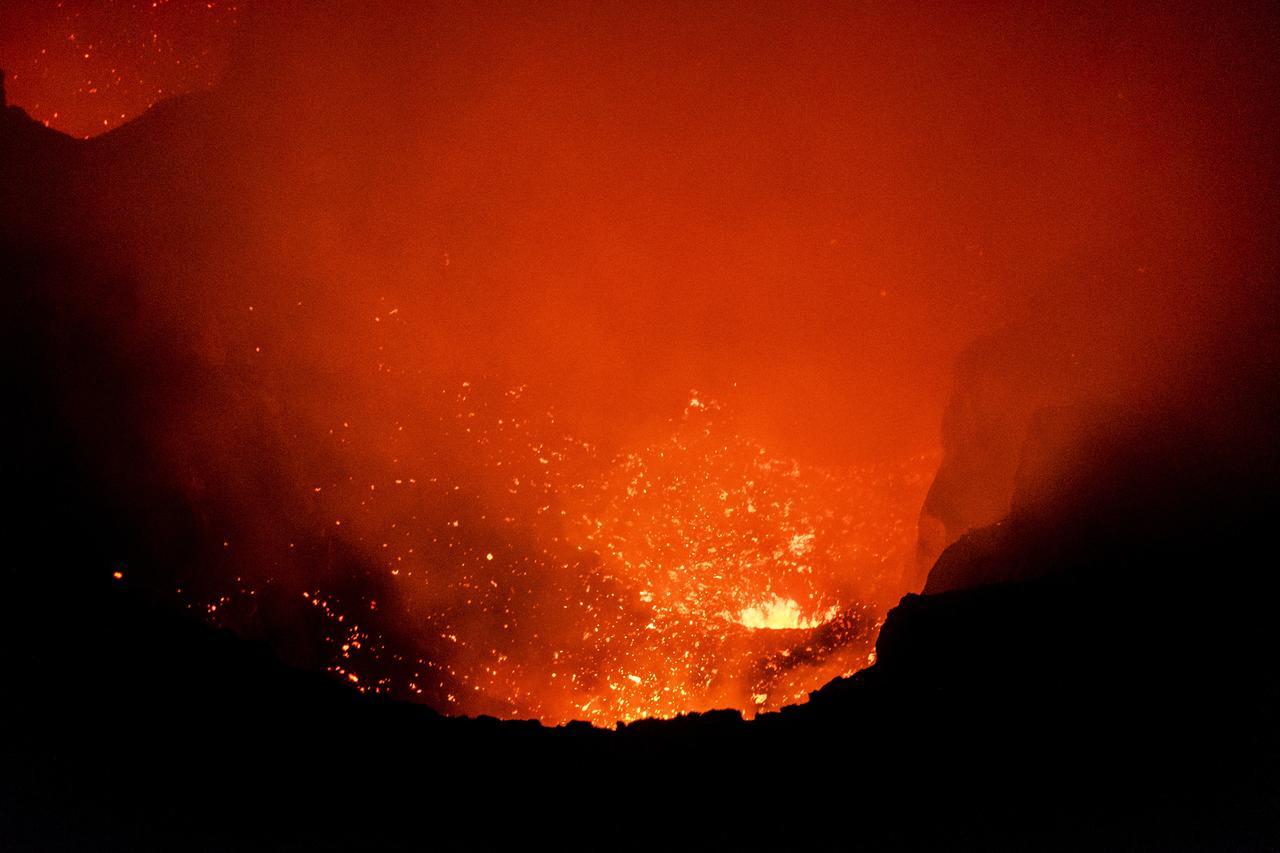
(914, 327), (1079, 582)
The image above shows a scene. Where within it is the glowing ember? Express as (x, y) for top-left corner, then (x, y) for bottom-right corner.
(190, 383), (934, 726)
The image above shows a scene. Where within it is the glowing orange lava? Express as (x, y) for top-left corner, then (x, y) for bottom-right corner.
(195, 386), (934, 726)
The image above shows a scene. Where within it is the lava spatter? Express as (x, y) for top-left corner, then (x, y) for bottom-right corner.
(195, 384), (933, 726)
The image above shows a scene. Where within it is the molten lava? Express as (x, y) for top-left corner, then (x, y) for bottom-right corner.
(194, 385), (932, 726)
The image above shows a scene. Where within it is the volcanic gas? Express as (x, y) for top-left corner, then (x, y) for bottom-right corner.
(6, 0), (1249, 731)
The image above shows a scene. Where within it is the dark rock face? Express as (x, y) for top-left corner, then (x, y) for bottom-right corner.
(921, 519), (1018, 595)
(924, 403), (1117, 595)
(915, 328), (1078, 583)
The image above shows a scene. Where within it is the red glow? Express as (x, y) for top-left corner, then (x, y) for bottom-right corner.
(6, 2), (1276, 726)
(0, 0), (240, 137)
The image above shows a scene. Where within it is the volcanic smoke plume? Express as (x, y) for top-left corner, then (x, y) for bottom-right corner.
(2, 1), (1276, 727)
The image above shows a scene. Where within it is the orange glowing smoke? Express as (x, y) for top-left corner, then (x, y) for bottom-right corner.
(14, 2), (1259, 728)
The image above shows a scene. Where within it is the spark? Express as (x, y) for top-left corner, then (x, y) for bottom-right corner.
(186, 382), (934, 725)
